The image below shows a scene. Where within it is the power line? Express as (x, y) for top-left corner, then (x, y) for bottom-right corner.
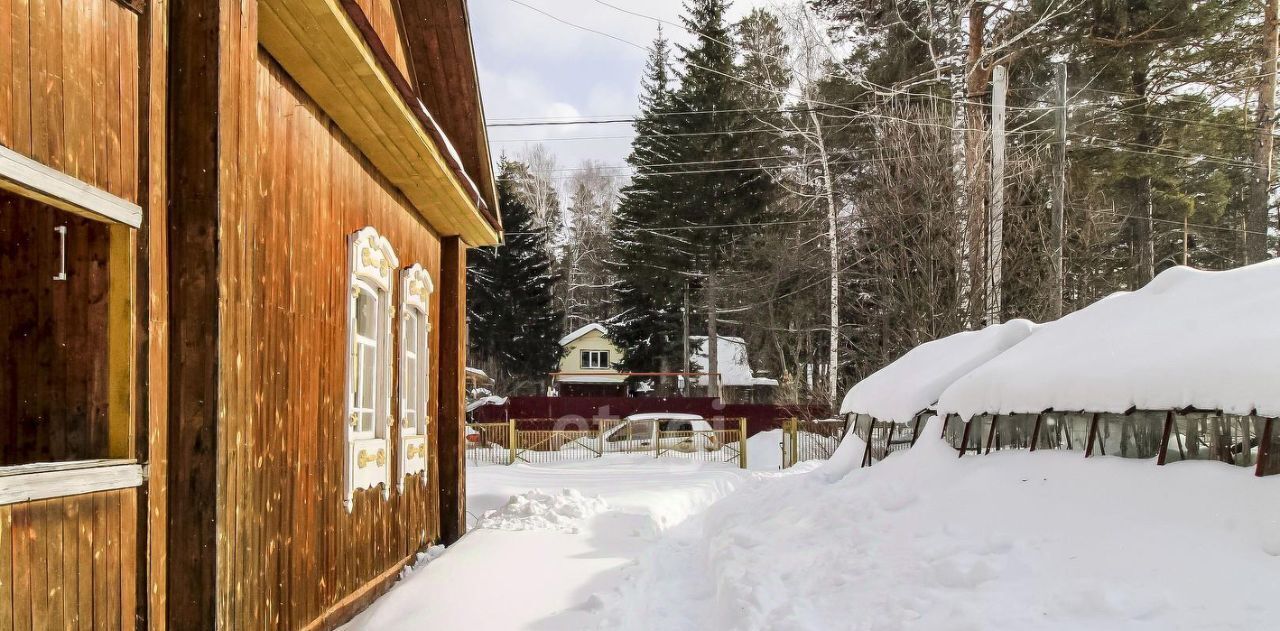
(503, 218), (825, 237)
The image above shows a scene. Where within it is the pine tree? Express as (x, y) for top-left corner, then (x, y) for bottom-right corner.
(468, 159), (565, 394)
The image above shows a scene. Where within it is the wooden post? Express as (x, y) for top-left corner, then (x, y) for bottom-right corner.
(437, 237), (467, 544)
(1157, 410), (1174, 465)
(739, 418), (748, 469)
(507, 418), (517, 465)
(1029, 413), (1044, 452)
(783, 417), (793, 468)
(1085, 413), (1100, 457)
(958, 420), (971, 458)
(165, 0), (257, 626)
(1257, 418), (1274, 477)
(984, 414), (1000, 455)
(861, 420), (875, 467)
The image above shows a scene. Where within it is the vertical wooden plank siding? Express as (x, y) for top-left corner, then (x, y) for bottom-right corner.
(0, 0), (140, 203)
(203, 53), (443, 631)
(353, 0), (410, 79)
(436, 236), (467, 545)
(0, 489), (140, 630)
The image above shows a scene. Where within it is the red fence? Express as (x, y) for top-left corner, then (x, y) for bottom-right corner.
(468, 396), (830, 438)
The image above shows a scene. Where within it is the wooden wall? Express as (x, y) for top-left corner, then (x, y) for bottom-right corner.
(0, 0), (141, 203)
(0, 488), (139, 630)
(210, 52), (442, 631)
(353, 0), (410, 80)
(0, 197), (111, 466)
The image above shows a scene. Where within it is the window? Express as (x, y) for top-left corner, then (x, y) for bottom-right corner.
(344, 227), (398, 509)
(399, 264), (434, 488)
(580, 350), (609, 369)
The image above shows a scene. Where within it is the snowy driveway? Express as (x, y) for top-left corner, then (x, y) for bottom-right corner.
(342, 456), (756, 631)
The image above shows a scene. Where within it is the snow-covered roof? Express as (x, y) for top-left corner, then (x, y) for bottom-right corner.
(839, 320), (1036, 423)
(624, 413), (704, 421)
(465, 395), (508, 413)
(689, 336), (776, 387)
(559, 323), (608, 347)
(937, 261), (1280, 420)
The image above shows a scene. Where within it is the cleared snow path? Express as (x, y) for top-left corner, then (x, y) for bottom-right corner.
(341, 456), (753, 631)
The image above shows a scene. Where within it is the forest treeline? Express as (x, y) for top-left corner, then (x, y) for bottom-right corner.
(469, 0), (1279, 401)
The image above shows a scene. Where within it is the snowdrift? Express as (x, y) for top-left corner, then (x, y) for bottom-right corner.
(839, 319), (1036, 422)
(937, 261), (1280, 420)
(602, 418), (1280, 631)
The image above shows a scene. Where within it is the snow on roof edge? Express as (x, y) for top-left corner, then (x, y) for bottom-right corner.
(559, 323), (609, 346)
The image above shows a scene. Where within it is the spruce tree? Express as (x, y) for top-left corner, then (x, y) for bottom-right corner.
(608, 31), (687, 376)
(468, 159), (565, 394)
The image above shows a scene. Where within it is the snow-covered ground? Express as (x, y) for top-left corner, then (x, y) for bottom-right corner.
(346, 420), (1280, 631)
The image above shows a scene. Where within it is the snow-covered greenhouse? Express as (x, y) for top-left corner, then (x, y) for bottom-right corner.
(838, 319), (1036, 466)
(932, 261), (1280, 475)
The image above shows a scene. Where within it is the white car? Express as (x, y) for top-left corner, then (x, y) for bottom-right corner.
(599, 413), (720, 453)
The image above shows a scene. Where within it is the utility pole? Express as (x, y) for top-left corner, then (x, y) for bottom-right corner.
(705, 274), (721, 400)
(987, 65), (1007, 325)
(1052, 62), (1067, 318)
(682, 281), (690, 397)
(1249, 0), (1279, 262)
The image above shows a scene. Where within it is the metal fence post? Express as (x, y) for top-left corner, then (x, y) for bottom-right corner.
(508, 418), (517, 465)
(739, 418), (748, 469)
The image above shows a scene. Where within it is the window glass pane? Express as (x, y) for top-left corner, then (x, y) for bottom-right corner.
(356, 288), (377, 338)
(359, 345), (376, 411)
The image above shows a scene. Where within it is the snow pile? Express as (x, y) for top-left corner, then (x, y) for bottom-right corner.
(840, 319), (1036, 422)
(476, 488), (608, 534)
(601, 418), (1280, 631)
(746, 429), (785, 470)
(396, 545), (445, 581)
(938, 261), (1280, 420)
(690, 336), (779, 387)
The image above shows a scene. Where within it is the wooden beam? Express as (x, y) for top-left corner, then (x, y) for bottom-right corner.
(0, 142), (142, 227)
(0, 461), (144, 505)
(165, 0), (253, 626)
(1258, 418), (1274, 477)
(436, 237), (467, 543)
(1085, 413), (1100, 457)
(1029, 413), (1044, 452)
(107, 224), (136, 459)
(1156, 410), (1174, 465)
(257, 0), (500, 246)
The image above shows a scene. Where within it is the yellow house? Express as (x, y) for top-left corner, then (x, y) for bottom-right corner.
(554, 324), (629, 396)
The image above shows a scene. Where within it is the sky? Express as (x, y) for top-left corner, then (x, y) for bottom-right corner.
(469, 0), (773, 183)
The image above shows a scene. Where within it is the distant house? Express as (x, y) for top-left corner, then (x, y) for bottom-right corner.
(553, 323), (629, 396)
(689, 336), (779, 404)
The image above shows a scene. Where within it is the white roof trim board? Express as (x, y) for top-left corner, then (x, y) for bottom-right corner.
(935, 261), (1280, 420)
(839, 320), (1037, 423)
(559, 323), (608, 347)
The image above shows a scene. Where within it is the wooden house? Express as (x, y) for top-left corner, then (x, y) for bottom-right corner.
(552, 324), (628, 397)
(0, 0), (501, 629)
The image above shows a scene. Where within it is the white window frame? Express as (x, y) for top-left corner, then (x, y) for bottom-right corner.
(581, 350), (609, 369)
(344, 227), (398, 510)
(399, 264), (434, 488)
